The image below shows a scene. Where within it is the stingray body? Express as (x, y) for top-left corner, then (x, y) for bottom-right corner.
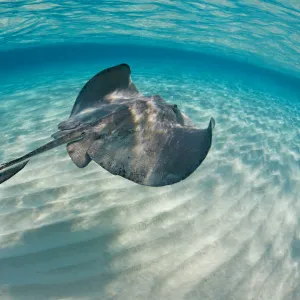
(0, 64), (215, 187)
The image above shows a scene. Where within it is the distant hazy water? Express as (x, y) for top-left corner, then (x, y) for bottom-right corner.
(0, 1), (300, 300)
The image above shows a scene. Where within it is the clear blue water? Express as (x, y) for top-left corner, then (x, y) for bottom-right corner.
(0, 1), (299, 300)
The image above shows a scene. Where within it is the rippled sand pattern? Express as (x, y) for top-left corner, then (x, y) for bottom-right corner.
(0, 60), (299, 299)
(1, 0), (300, 76)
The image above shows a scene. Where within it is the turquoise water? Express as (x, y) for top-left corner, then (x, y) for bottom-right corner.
(0, 1), (300, 300)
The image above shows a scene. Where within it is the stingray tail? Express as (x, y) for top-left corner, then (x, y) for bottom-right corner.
(0, 130), (84, 185)
(0, 161), (29, 184)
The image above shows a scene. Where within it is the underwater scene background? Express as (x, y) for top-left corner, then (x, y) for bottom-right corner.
(0, 1), (299, 299)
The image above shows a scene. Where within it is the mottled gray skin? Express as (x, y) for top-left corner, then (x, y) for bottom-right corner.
(0, 64), (215, 186)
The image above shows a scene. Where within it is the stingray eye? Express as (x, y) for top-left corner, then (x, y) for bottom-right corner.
(172, 104), (178, 113)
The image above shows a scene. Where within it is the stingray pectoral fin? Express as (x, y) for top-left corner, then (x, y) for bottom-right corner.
(209, 117), (216, 130)
(70, 63), (141, 116)
(87, 117), (215, 187)
(148, 120), (215, 186)
(0, 160), (29, 184)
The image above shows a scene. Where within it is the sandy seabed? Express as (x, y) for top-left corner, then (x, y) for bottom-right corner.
(0, 59), (299, 300)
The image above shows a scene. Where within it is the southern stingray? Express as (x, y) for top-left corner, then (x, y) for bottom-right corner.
(0, 64), (215, 187)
